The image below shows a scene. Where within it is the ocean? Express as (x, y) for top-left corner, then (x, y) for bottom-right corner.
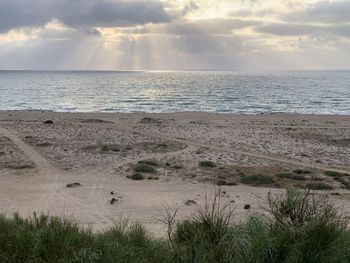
(0, 70), (349, 114)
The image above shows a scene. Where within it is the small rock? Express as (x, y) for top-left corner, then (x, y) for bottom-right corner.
(244, 204), (251, 210)
(43, 120), (53, 124)
(110, 198), (118, 205)
(185, 199), (197, 206)
(110, 191), (114, 195)
(66, 182), (81, 188)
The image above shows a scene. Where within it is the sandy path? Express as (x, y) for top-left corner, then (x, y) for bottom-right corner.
(0, 126), (52, 171)
(0, 125), (115, 227)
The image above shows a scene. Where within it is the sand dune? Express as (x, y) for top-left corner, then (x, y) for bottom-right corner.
(1, 111), (350, 233)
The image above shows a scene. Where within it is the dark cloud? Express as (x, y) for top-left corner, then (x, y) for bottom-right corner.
(255, 22), (350, 38)
(0, 0), (172, 33)
(284, 0), (350, 23)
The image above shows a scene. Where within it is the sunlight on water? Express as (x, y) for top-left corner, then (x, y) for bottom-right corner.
(0, 71), (349, 114)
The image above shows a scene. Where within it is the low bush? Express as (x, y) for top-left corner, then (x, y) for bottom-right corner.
(306, 181), (334, 190)
(324, 170), (350, 177)
(240, 175), (277, 186)
(293, 169), (312, 174)
(199, 161), (216, 168)
(129, 173), (145, 180)
(217, 180), (238, 186)
(133, 164), (157, 173)
(276, 172), (307, 181)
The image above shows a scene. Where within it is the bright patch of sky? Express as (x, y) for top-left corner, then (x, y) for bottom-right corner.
(0, 0), (349, 70)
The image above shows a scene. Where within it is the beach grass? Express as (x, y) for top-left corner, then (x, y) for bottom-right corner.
(1, 188), (349, 263)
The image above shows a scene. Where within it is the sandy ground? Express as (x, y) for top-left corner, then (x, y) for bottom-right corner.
(1, 111), (350, 235)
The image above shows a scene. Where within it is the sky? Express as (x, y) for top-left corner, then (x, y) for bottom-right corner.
(0, 0), (350, 70)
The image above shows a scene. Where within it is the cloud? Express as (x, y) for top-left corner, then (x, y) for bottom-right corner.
(0, 0), (172, 33)
(255, 22), (350, 38)
(119, 18), (261, 36)
(1, 0), (350, 70)
(284, 0), (350, 23)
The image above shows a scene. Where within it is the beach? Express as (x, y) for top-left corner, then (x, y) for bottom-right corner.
(1, 111), (350, 233)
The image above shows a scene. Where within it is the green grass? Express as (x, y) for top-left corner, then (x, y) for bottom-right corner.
(276, 172), (307, 181)
(240, 175), (277, 186)
(133, 164), (157, 173)
(199, 161), (216, 168)
(1, 189), (350, 263)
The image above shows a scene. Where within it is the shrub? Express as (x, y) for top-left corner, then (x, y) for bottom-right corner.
(306, 182), (334, 190)
(334, 177), (350, 189)
(129, 173), (145, 180)
(199, 161), (216, 168)
(217, 180), (238, 186)
(324, 170), (350, 177)
(133, 164), (157, 173)
(265, 188), (350, 262)
(276, 172), (307, 181)
(240, 175), (277, 186)
(293, 169), (312, 174)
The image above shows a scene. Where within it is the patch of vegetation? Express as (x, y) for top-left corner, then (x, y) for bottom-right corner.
(139, 117), (160, 124)
(185, 199), (197, 206)
(217, 180), (238, 186)
(0, 213), (169, 263)
(324, 170), (350, 177)
(133, 164), (157, 173)
(128, 173), (145, 180)
(83, 144), (132, 153)
(4, 163), (35, 169)
(276, 172), (307, 181)
(1, 188), (350, 263)
(293, 169), (312, 174)
(240, 174), (277, 186)
(334, 177), (350, 189)
(138, 160), (159, 167)
(36, 142), (52, 147)
(147, 176), (159, 180)
(199, 160), (216, 168)
(306, 182), (334, 190)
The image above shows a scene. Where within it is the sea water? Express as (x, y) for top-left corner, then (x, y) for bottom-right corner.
(0, 70), (349, 114)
